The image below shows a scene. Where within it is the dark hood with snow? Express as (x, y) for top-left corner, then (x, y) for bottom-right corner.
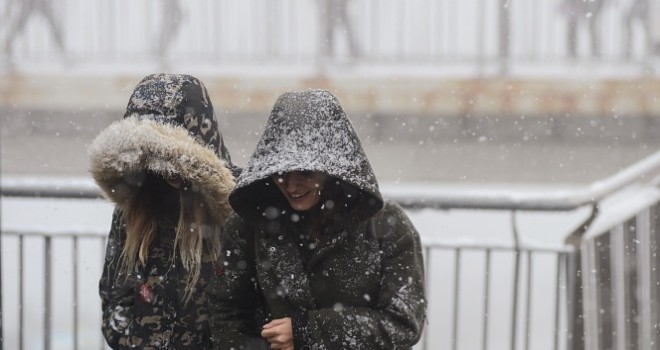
(229, 89), (384, 222)
(209, 90), (426, 350)
(88, 73), (235, 225)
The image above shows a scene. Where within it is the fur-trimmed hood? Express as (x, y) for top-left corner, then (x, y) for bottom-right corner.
(88, 74), (235, 224)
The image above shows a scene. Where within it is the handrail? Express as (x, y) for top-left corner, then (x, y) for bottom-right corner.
(384, 149), (660, 211)
(4, 150), (660, 211)
(0, 177), (102, 199)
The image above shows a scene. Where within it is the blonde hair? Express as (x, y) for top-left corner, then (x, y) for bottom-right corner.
(117, 173), (221, 303)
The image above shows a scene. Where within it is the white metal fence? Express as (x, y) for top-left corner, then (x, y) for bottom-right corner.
(3, 149), (660, 349)
(1, 195), (576, 350)
(581, 191), (660, 349)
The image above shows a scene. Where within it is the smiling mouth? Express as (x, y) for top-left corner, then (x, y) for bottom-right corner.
(289, 191), (309, 200)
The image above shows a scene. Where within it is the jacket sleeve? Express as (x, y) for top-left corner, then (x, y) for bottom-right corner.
(207, 213), (269, 350)
(303, 200), (427, 349)
(98, 209), (137, 349)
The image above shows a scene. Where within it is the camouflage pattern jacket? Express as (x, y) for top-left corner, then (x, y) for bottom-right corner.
(99, 208), (217, 349)
(90, 74), (236, 349)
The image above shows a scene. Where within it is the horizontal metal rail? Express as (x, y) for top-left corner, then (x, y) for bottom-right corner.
(383, 150), (660, 211)
(0, 177), (102, 199)
(4, 150), (660, 211)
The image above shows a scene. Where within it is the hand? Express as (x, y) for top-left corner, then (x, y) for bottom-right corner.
(261, 317), (294, 350)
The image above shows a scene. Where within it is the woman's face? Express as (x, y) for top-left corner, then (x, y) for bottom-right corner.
(272, 171), (326, 212)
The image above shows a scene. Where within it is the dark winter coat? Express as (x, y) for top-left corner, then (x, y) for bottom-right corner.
(90, 74), (236, 349)
(208, 90), (426, 350)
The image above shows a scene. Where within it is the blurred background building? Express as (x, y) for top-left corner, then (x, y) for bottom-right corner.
(2, 0), (660, 349)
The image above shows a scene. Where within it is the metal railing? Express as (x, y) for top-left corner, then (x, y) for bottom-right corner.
(418, 234), (574, 350)
(2, 149), (660, 349)
(0, 232), (108, 350)
(580, 189), (660, 349)
(2, 0), (660, 74)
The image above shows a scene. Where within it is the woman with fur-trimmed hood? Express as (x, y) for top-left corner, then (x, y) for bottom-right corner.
(90, 73), (236, 349)
(208, 89), (426, 350)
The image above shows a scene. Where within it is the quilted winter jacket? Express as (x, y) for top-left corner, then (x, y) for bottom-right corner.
(208, 90), (426, 350)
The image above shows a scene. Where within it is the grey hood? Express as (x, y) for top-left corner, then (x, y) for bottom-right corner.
(229, 89), (384, 222)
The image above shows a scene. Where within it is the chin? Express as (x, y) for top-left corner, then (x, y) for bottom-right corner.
(293, 204), (313, 212)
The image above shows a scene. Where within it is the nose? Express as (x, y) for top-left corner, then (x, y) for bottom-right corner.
(285, 173), (305, 191)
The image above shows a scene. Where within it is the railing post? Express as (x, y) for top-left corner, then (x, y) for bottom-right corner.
(101, 237), (107, 350)
(563, 204), (599, 350)
(73, 237), (79, 350)
(19, 235), (23, 350)
(44, 236), (51, 350)
(451, 248), (462, 350)
(422, 246), (431, 350)
(565, 248), (584, 350)
(482, 249), (491, 350)
(637, 209), (653, 350)
(0, 231), (4, 350)
(553, 254), (564, 350)
(651, 205), (660, 347)
(510, 211), (521, 350)
(524, 252), (533, 350)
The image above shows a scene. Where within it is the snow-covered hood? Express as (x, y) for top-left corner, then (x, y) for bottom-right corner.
(88, 74), (235, 224)
(229, 89), (384, 222)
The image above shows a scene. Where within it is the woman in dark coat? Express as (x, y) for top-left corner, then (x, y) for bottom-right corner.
(208, 89), (426, 350)
(89, 73), (237, 349)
